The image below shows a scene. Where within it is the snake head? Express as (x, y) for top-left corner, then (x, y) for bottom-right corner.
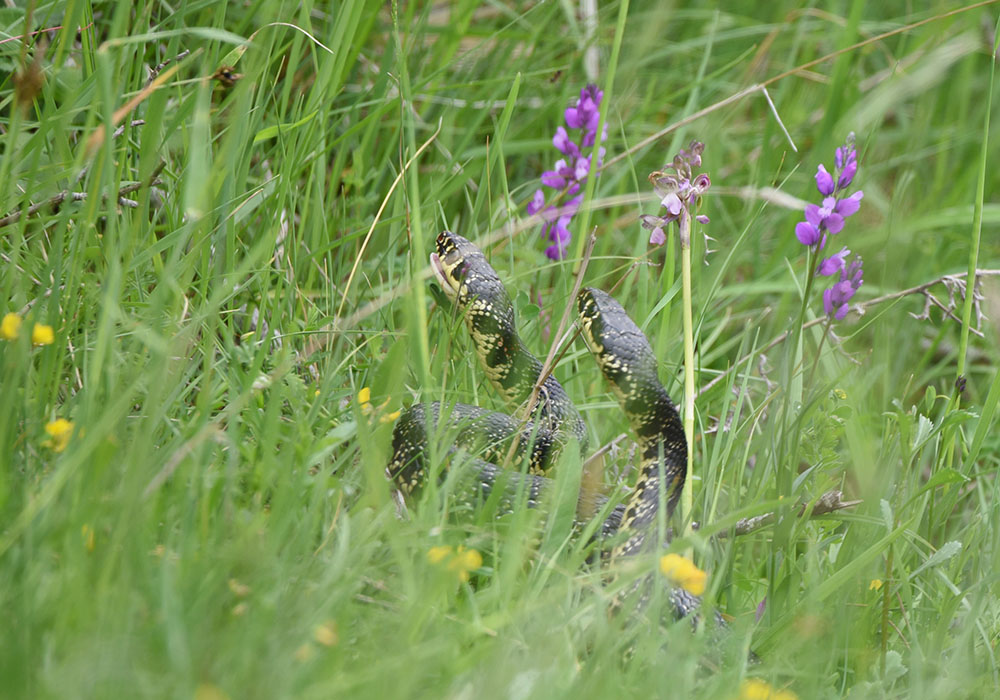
(430, 231), (469, 300)
(430, 230), (517, 346)
(430, 231), (508, 307)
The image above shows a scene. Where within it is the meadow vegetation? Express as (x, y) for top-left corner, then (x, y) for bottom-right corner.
(2, 1), (999, 698)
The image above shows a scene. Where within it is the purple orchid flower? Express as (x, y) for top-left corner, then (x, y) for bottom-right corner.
(527, 84), (606, 260)
(641, 143), (711, 247)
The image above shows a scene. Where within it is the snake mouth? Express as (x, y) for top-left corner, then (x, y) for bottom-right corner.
(430, 252), (459, 298)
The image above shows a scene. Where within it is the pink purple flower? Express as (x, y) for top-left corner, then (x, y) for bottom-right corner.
(818, 247), (851, 276)
(527, 84), (606, 260)
(815, 165), (835, 196)
(797, 133), (867, 321)
(640, 142), (711, 247)
(823, 255), (863, 320)
(795, 133), (864, 251)
(836, 142), (859, 188)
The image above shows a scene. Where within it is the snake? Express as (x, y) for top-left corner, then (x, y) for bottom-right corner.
(389, 230), (694, 614)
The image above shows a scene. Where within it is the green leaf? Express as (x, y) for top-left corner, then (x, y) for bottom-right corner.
(102, 27), (246, 48)
(232, 176), (279, 225)
(912, 413), (934, 451)
(219, 42), (249, 68)
(963, 366), (1000, 473)
(909, 540), (962, 580)
(253, 110), (318, 144)
(902, 468), (970, 511)
(372, 338), (409, 403)
(327, 420), (357, 442)
(880, 499), (893, 531)
(883, 650), (908, 684)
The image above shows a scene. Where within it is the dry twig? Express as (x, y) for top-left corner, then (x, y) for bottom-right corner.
(698, 269), (1000, 398)
(718, 489), (862, 538)
(0, 161), (167, 229)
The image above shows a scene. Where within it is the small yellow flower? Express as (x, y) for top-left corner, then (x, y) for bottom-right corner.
(1, 312), (22, 340)
(313, 621), (338, 647)
(452, 547), (483, 581)
(834, 388), (847, 400)
(738, 679), (798, 700)
(740, 679), (772, 700)
(358, 386), (376, 415)
(659, 553), (707, 596)
(380, 409), (402, 424)
(42, 418), (74, 452)
(357, 386), (400, 421)
(31, 324), (54, 346)
(869, 579), (883, 591)
(427, 544), (483, 582)
(82, 524), (95, 552)
(427, 545), (453, 564)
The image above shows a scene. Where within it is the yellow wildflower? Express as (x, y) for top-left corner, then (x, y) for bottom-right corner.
(31, 324), (54, 346)
(42, 418), (74, 452)
(380, 409), (402, 424)
(453, 547), (483, 581)
(869, 579), (883, 591)
(834, 388), (847, 400)
(427, 545), (453, 564)
(659, 553), (707, 596)
(427, 544), (483, 582)
(1, 312), (22, 340)
(358, 386), (401, 422)
(739, 679), (798, 700)
(82, 524), (95, 552)
(740, 679), (772, 700)
(313, 621), (338, 647)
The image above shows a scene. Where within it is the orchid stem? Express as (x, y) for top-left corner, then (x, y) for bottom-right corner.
(679, 208), (696, 534)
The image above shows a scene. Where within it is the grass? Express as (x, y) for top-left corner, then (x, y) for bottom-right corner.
(2, 1), (1000, 698)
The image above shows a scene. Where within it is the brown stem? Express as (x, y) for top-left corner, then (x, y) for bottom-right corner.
(0, 160), (166, 228)
(716, 489), (862, 538)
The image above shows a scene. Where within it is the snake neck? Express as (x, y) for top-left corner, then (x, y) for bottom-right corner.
(631, 389), (686, 479)
(577, 287), (688, 557)
(464, 303), (584, 442)
(614, 378), (687, 543)
(432, 231), (584, 443)
(633, 388), (687, 521)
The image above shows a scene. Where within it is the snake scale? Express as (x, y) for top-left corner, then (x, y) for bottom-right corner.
(389, 231), (695, 615)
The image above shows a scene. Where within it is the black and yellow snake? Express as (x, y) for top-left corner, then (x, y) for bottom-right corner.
(389, 231), (693, 614)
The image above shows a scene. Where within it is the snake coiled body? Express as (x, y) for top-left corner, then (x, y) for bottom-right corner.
(389, 231), (690, 611)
